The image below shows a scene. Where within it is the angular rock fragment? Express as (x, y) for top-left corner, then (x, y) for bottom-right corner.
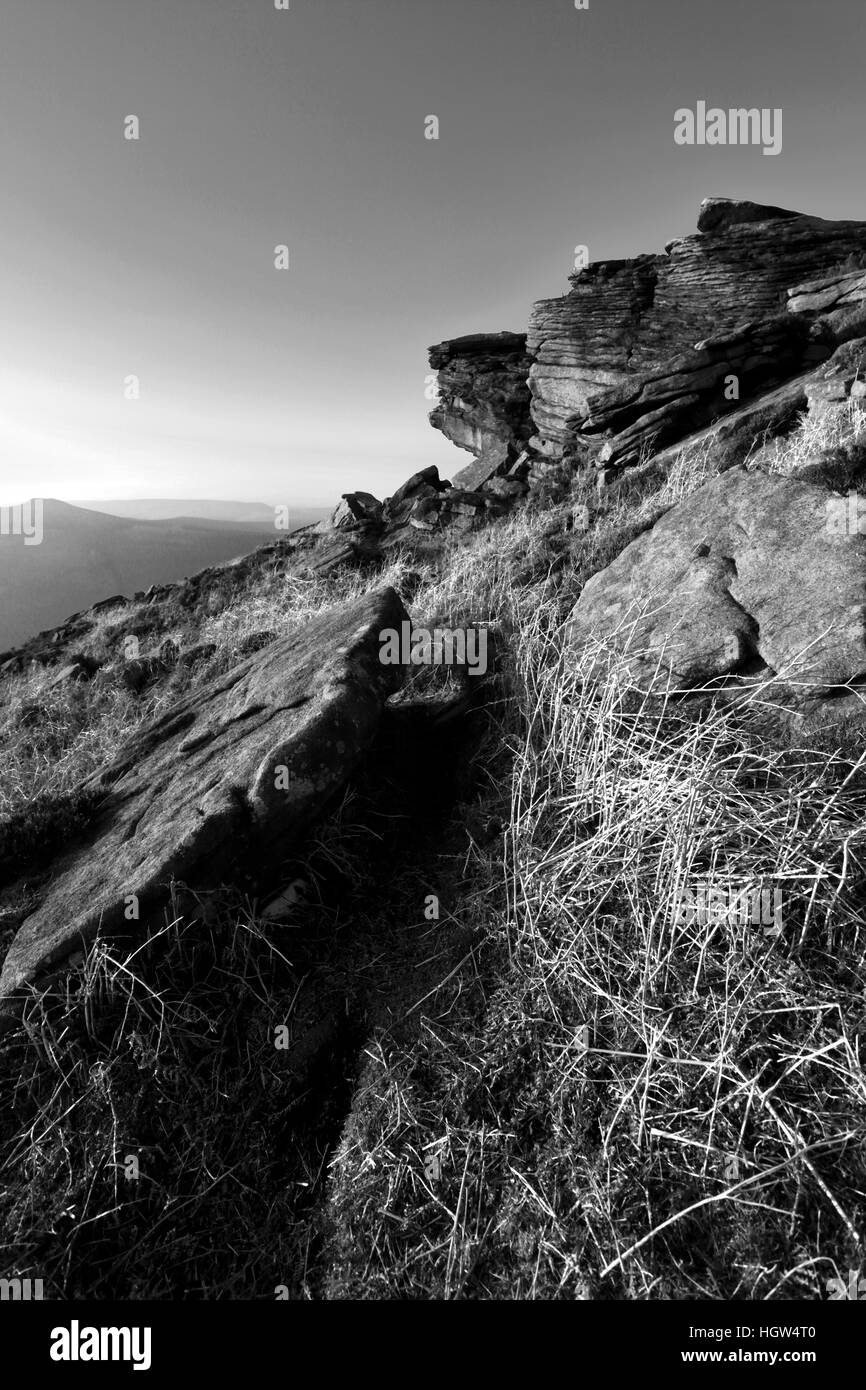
(450, 441), (513, 493)
(327, 492), (384, 530)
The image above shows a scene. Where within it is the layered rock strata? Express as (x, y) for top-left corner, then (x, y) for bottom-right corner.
(527, 199), (866, 464)
(427, 333), (533, 457)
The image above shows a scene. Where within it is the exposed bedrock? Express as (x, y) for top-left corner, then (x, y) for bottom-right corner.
(527, 198), (866, 462)
(427, 332), (533, 457)
(571, 315), (820, 470)
(590, 337), (866, 487)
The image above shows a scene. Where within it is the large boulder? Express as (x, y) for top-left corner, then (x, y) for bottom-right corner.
(380, 467), (453, 535)
(0, 588), (408, 1007)
(384, 466), (448, 518)
(565, 467), (866, 694)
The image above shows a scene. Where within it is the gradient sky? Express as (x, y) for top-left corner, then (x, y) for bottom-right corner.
(1, 0), (863, 509)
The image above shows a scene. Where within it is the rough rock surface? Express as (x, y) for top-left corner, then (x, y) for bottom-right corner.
(428, 333), (533, 457)
(325, 492), (384, 530)
(527, 199), (866, 460)
(644, 370), (816, 478)
(423, 200), (866, 511)
(695, 197), (802, 234)
(565, 466), (866, 692)
(0, 588), (408, 1005)
(601, 338), (866, 484)
(788, 267), (866, 345)
(384, 465), (450, 521)
(803, 338), (866, 420)
(574, 316), (820, 469)
(450, 441), (514, 493)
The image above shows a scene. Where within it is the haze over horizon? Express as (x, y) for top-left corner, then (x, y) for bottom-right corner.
(2, 0), (864, 508)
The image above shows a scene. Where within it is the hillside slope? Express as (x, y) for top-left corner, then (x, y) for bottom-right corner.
(0, 499), (283, 651)
(1, 197), (865, 1302)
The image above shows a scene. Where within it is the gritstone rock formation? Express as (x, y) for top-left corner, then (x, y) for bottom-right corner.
(526, 198), (866, 465)
(427, 332), (533, 458)
(426, 199), (866, 499)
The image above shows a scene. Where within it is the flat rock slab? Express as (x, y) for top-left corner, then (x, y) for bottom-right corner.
(565, 467), (866, 690)
(451, 442), (512, 493)
(0, 587), (408, 1004)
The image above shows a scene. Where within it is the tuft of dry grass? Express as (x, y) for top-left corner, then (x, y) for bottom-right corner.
(758, 398), (866, 477)
(322, 602), (866, 1299)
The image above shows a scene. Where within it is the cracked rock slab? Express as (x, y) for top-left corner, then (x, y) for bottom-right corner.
(0, 587), (408, 1005)
(565, 467), (866, 691)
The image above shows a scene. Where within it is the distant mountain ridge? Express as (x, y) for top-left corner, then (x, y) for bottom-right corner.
(75, 499), (330, 526)
(0, 498), (304, 651)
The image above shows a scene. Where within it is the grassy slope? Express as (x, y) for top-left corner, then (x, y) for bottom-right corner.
(1, 406), (866, 1299)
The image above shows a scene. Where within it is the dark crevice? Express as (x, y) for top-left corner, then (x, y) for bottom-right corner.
(719, 554), (761, 669)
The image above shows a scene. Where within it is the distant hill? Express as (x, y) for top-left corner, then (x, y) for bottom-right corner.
(0, 498), (300, 652)
(76, 499), (330, 527)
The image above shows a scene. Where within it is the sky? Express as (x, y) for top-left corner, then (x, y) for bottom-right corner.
(0, 0), (864, 509)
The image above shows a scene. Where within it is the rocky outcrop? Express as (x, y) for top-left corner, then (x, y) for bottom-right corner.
(7, 198), (866, 1017)
(594, 336), (866, 485)
(565, 466), (866, 699)
(0, 588), (408, 1008)
(572, 315), (820, 469)
(527, 255), (658, 459)
(527, 198), (866, 463)
(428, 333), (533, 457)
(423, 199), (866, 511)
